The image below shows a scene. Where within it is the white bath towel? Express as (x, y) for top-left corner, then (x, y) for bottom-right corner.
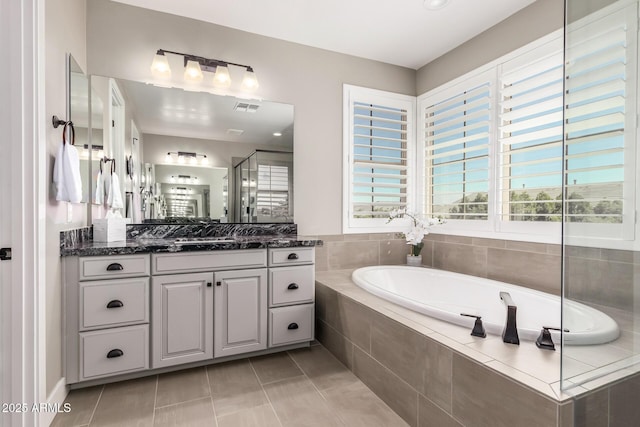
(94, 169), (104, 205)
(107, 172), (124, 210)
(53, 127), (83, 203)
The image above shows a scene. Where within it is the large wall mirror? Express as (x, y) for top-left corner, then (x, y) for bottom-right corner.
(83, 77), (294, 223)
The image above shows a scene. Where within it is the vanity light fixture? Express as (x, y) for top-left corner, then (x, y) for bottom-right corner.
(150, 49), (259, 91)
(165, 151), (208, 165)
(170, 174), (199, 184)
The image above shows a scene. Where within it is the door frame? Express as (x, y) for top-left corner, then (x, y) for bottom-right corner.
(0, 0), (45, 425)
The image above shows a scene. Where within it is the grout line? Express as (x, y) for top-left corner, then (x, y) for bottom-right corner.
(86, 385), (104, 426)
(249, 357), (285, 427)
(151, 374), (159, 425)
(203, 365), (219, 427)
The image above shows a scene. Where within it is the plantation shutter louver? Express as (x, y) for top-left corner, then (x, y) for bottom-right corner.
(563, 7), (635, 226)
(344, 85), (415, 231)
(499, 40), (564, 222)
(422, 74), (492, 220)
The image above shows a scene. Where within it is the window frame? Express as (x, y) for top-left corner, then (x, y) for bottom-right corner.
(343, 84), (416, 234)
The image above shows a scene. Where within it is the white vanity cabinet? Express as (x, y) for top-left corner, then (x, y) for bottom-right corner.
(214, 268), (267, 358)
(151, 272), (214, 368)
(64, 254), (151, 384)
(150, 249), (267, 367)
(267, 247), (315, 347)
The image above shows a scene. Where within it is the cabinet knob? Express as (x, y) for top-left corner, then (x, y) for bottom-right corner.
(207, 282), (212, 287)
(106, 299), (124, 309)
(287, 253), (299, 260)
(106, 349), (124, 359)
(287, 283), (299, 290)
(106, 263), (124, 271)
(287, 323), (299, 330)
(216, 281), (221, 287)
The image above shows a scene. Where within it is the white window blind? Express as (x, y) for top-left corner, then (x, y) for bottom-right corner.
(344, 85), (415, 232)
(422, 73), (492, 220)
(563, 7), (635, 228)
(256, 164), (290, 219)
(499, 40), (564, 222)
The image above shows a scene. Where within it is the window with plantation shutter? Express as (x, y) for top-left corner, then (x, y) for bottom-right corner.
(498, 39), (564, 223)
(420, 72), (493, 222)
(563, 6), (636, 238)
(343, 85), (415, 233)
(256, 164), (290, 221)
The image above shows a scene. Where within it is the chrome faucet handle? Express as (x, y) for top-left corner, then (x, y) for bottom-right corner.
(460, 313), (487, 338)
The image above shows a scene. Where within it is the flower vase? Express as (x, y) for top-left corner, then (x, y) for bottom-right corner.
(406, 254), (422, 267)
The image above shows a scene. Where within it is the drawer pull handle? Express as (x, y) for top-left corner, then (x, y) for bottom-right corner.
(287, 253), (299, 260)
(106, 263), (124, 271)
(106, 300), (124, 309)
(287, 323), (299, 330)
(287, 283), (299, 290)
(106, 349), (124, 359)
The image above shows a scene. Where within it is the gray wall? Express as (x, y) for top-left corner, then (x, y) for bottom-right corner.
(85, 0), (416, 236)
(416, 0), (564, 94)
(45, 0), (87, 398)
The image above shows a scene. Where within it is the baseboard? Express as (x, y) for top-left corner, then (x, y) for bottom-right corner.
(39, 377), (68, 427)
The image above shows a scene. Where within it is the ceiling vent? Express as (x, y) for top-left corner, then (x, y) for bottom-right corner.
(226, 128), (245, 136)
(233, 102), (260, 113)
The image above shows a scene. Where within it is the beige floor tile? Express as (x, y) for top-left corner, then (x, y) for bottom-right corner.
(90, 376), (156, 427)
(208, 359), (268, 416)
(156, 367), (210, 408)
(288, 345), (359, 391)
(153, 397), (215, 427)
(263, 376), (344, 426)
(216, 404), (282, 427)
(51, 385), (103, 427)
(321, 380), (408, 427)
(250, 352), (303, 385)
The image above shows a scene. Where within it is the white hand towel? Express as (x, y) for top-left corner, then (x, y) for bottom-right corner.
(94, 169), (104, 205)
(107, 172), (124, 209)
(53, 136), (83, 203)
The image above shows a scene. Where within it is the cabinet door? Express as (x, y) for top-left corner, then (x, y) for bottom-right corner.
(214, 268), (267, 358)
(152, 272), (213, 368)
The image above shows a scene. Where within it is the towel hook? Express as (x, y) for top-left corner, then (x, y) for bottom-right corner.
(52, 115), (72, 128)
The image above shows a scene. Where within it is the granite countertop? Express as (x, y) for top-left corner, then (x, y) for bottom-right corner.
(60, 234), (323, 257)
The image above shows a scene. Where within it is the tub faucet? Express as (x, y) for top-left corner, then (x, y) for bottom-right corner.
(500, 291), (520, 345)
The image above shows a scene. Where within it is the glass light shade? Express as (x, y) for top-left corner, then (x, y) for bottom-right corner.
(150, 53), (172, 79)
(201, 156), (208, 165)
(213, 66), (232, 87)
(177, 155), (185, 164)
(241, 69), (259, 91)
(190, 156), (198, 165)
(165, 153), (173, 163)
(184, 60), (204, 83)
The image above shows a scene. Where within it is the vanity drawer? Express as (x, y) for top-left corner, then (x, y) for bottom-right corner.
(79, 254), (150, 281)
(268, 247), (315, 266)
(80, 324), (149, 380)
(269, 304), (314, 347)
(152, 249), (267, 274)
(269, 265), (314, 307)
(79, 278), (149, 331)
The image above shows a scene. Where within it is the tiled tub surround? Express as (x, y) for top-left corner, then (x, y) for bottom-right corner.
(315, 270), (640, 427)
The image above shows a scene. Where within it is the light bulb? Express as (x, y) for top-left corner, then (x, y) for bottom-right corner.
(213, 65), (231, 88)
(241, 69), (259, 91)
(184, 60), (203, 83)
(150, 53), (172, 79)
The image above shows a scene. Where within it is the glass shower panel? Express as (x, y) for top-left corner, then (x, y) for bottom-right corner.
(562, 0), (640, 389)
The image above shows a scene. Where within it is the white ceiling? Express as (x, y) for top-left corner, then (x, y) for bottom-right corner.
(113, 0), (536, 69)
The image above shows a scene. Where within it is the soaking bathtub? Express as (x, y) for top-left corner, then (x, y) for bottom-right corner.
(351, 265), (619, 345)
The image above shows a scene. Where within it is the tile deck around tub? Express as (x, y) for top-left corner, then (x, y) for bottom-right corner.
(316, 269), (640, 402)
